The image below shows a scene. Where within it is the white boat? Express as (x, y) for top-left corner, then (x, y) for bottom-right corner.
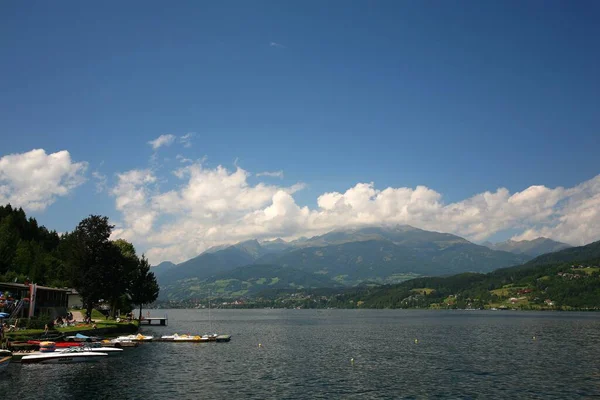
(160, 333), (207, 342)
(82, 343), (124, 355)
(21, 347), (108, 364)
(101, 338), (139, 348)
(116, 334), (154, 342)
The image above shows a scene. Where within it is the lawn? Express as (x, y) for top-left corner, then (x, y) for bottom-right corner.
(5, 309), (138, 339)
(490, 288), (510, 296)
(6, 319), (139, 339)
(490, 286), (528, 297)
(577, 267), (600, 275)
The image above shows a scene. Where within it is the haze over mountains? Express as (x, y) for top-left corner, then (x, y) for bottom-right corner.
(152, 225), (573, 300)
(482, 238), (571, 258)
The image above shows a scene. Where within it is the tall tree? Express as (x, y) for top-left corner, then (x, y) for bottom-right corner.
(130, 255), (160, 320)
(106, 239), (139, 318)
(69, 215), (115, 317)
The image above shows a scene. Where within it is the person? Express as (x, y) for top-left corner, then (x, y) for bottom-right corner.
(44, 324), (49, 336)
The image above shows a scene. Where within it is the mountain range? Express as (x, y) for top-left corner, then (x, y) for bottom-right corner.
(153, 225), (570, 300)
(482, 237), (571, 257)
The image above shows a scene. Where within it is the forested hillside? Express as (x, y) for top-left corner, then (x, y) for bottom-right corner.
(0, 204), (64, 285)
(349, 240), (600, 309)
(0, 204), (159, 318)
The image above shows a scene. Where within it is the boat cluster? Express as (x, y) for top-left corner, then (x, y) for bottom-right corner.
(4, 334), (138, 364)
(1, 331), (232, 367)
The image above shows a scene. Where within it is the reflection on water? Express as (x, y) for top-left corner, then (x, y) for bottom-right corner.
(2, 309), (600, 399)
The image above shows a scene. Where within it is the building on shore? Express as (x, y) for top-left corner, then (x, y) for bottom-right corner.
(0, 282), (69, 319)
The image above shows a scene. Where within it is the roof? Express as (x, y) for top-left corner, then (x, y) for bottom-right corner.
(0, 282), (69, 292)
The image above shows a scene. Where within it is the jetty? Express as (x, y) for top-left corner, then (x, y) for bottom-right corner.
(139, 315), (168, 326)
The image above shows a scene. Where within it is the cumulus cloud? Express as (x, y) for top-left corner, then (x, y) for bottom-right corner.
(256, 170), (284, 179)
(0, 149), (87, 211)
(148, 134), (176, 150)
(110, 169), (157, 240)
(109, 160), (600, 265)
(511, 177), (600, 245)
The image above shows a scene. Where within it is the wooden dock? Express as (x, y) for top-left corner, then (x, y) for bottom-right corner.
(139, 315), (168, 326)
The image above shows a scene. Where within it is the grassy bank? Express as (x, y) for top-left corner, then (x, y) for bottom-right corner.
(4, 309), (140, 340)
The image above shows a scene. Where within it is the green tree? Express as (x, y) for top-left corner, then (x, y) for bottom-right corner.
(106, 239), (139, 318)
(13, 240), (34, 275)
(0, 216), (19, 274)
(114, 239), (136, 259)
(130, 255), (160, 320)
(69, 215), (115, 317)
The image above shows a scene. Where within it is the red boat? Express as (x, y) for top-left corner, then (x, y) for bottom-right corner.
(27, 340), (83, 348)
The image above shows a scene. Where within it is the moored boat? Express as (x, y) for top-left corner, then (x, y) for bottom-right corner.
(28, 340), (84, 348)
(116, 334), (153, 342)
(216, 335), (232, 342)
(101, 338), (139, 348)
(82, 343), (123, 355)
(202, 334), (218, 342)
(21, 347), (108, 364)
(160, 333), (206, 342)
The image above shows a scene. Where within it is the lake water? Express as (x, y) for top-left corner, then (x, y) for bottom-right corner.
(2, 309), (600, 399)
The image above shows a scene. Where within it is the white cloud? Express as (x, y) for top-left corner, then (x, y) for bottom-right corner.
(109, 160), (600, 265)
(180, 133), (195, 148)
(511, 177), (600, 245)
(256, 170), (284, 179)
(110, 169), (157, 240)
(148, 134), (176, 150)
(0, 149), (87, 211)
(269, 42), (286, 49)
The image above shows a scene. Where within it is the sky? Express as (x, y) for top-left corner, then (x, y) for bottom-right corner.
(1, 1), (599, 264)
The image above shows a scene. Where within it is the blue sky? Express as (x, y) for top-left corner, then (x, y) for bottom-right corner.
(1, 1), (599, 263)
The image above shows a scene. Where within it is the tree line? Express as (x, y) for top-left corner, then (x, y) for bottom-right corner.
(0, 204), (159, 319)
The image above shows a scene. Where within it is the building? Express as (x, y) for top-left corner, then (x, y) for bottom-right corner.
(0, 282), (69, 319)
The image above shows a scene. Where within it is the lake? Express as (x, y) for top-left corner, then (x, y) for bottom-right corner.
(2, 309), (600, 399)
